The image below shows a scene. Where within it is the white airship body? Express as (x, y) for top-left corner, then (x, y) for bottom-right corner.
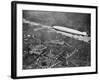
(53, 26), (87, 36)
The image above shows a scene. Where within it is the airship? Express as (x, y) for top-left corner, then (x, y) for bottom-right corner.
(52, 26), (87, 36)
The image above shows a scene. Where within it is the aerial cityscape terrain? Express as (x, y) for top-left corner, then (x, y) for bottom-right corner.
(22, 10), (91, 69)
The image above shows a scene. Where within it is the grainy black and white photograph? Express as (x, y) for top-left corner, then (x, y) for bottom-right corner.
(22, 10), (91, 70)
